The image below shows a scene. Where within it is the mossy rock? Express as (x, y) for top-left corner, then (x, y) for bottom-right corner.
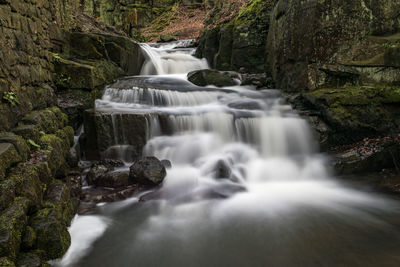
(68, 32), (108, 60)
(0, 257), (15, 267)
(0, 133), (29, 162)
(44, 182), (77, 227)
(21, 108), (66, 135)
(0, 179), (16, 212)
(0, 197), (30, 261)
(21, 226), (36, 251)
(16, 252), (41, 267)
(0, 143), (21, 181)
(53, 55), (123, 91)
(304, 85), (400, 145)
(11, 126), (41, 144)
(29, 207), (71, 260)
(39, 135), (69, 176)
(7, 163), (45, 210)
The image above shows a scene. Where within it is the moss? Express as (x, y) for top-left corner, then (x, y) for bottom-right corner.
(56, 126), (74, 148)
(0, 179), (16, 212)
(21, 107), (65, 135)
(39, 135), (68, 176)
(304, 84), (400, 144)
(0, 257), (15, 267)
(0, 133), (30, 162)
(0, 197), (30, 261)
(29, 206), (71, 260)
(0, 143), (21, 181)
(7, 163), (44, 208)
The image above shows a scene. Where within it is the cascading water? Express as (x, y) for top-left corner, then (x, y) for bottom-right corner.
(57, 42), (400, 267)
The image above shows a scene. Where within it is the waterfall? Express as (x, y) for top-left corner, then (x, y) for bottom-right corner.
(60, 41), (400, 267)
(139, 42), (209, 75)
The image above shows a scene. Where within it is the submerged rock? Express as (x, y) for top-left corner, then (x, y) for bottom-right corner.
(129, 157), (166, 185)
(187, 69), (240, 87)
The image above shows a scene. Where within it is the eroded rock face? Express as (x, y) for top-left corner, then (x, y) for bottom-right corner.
(266, 0), (400, 91)
(129, 157), (167, 186)
(196, 0), (277, 73)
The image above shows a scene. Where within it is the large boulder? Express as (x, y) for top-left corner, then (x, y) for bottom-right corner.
(266, 0), (400, 91)
(188, 69), (240, 87)
(129, 157), (167, 186)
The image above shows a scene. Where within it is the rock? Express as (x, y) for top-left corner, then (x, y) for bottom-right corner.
(82, 110), (149, 160)
(160, 159), (172, 169)
(266, 0), (400, 91)
(196, 0), (276, 73)
(21, 226), (36, 251)
(0, 257), (14, 267)
(333, 141), (400, 175)
(302, 86), (400, 146)
(227, 99), (264, 110)
(158, 34), (177, 43)
(214, 160), (232, 179)
(65, 172), (82, 198)
(0, 198), (30, 261)
(87, 167), (131, 188)
(129, 157), (166, 185)
(11, 125), (41, 143)
(0, 133), (29, 162)
(0, 143), (21, 180)
(187, 69), (240, 87)
(16, 252), (41, 267)
(80, 186), (140, 203)
(30, 207), (71, 260)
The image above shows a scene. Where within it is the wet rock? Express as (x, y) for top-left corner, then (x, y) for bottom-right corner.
(77, 202), (97, 215)
(80, 186), (140, 203)
(87, 160), (131, 188)
(102, 145), (139, 163)
(214, 159), (232, 179)
(82, 110), (148, 160)
(160, 159), (172, 169)
(129, 157), (166, 186)
(227, 99), (264, 110)
(188, 69), (240, 87)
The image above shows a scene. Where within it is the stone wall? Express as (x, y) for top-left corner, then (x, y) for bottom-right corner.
(0, 0), (145, 265)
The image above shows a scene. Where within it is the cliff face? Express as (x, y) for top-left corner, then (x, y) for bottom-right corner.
(266, 0), (400, 91)
(0, 1), (146, 265)
(196, 0), (276, 73)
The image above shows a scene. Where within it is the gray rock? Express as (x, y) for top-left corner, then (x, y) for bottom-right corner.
(187, 69), (240, 87)
(129, 157), (166, 185)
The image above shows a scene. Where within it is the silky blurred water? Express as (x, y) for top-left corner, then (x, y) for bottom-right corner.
(56, 41), (400, 267)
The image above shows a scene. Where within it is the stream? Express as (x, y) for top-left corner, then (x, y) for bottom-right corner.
(56, 41), (400, 267)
